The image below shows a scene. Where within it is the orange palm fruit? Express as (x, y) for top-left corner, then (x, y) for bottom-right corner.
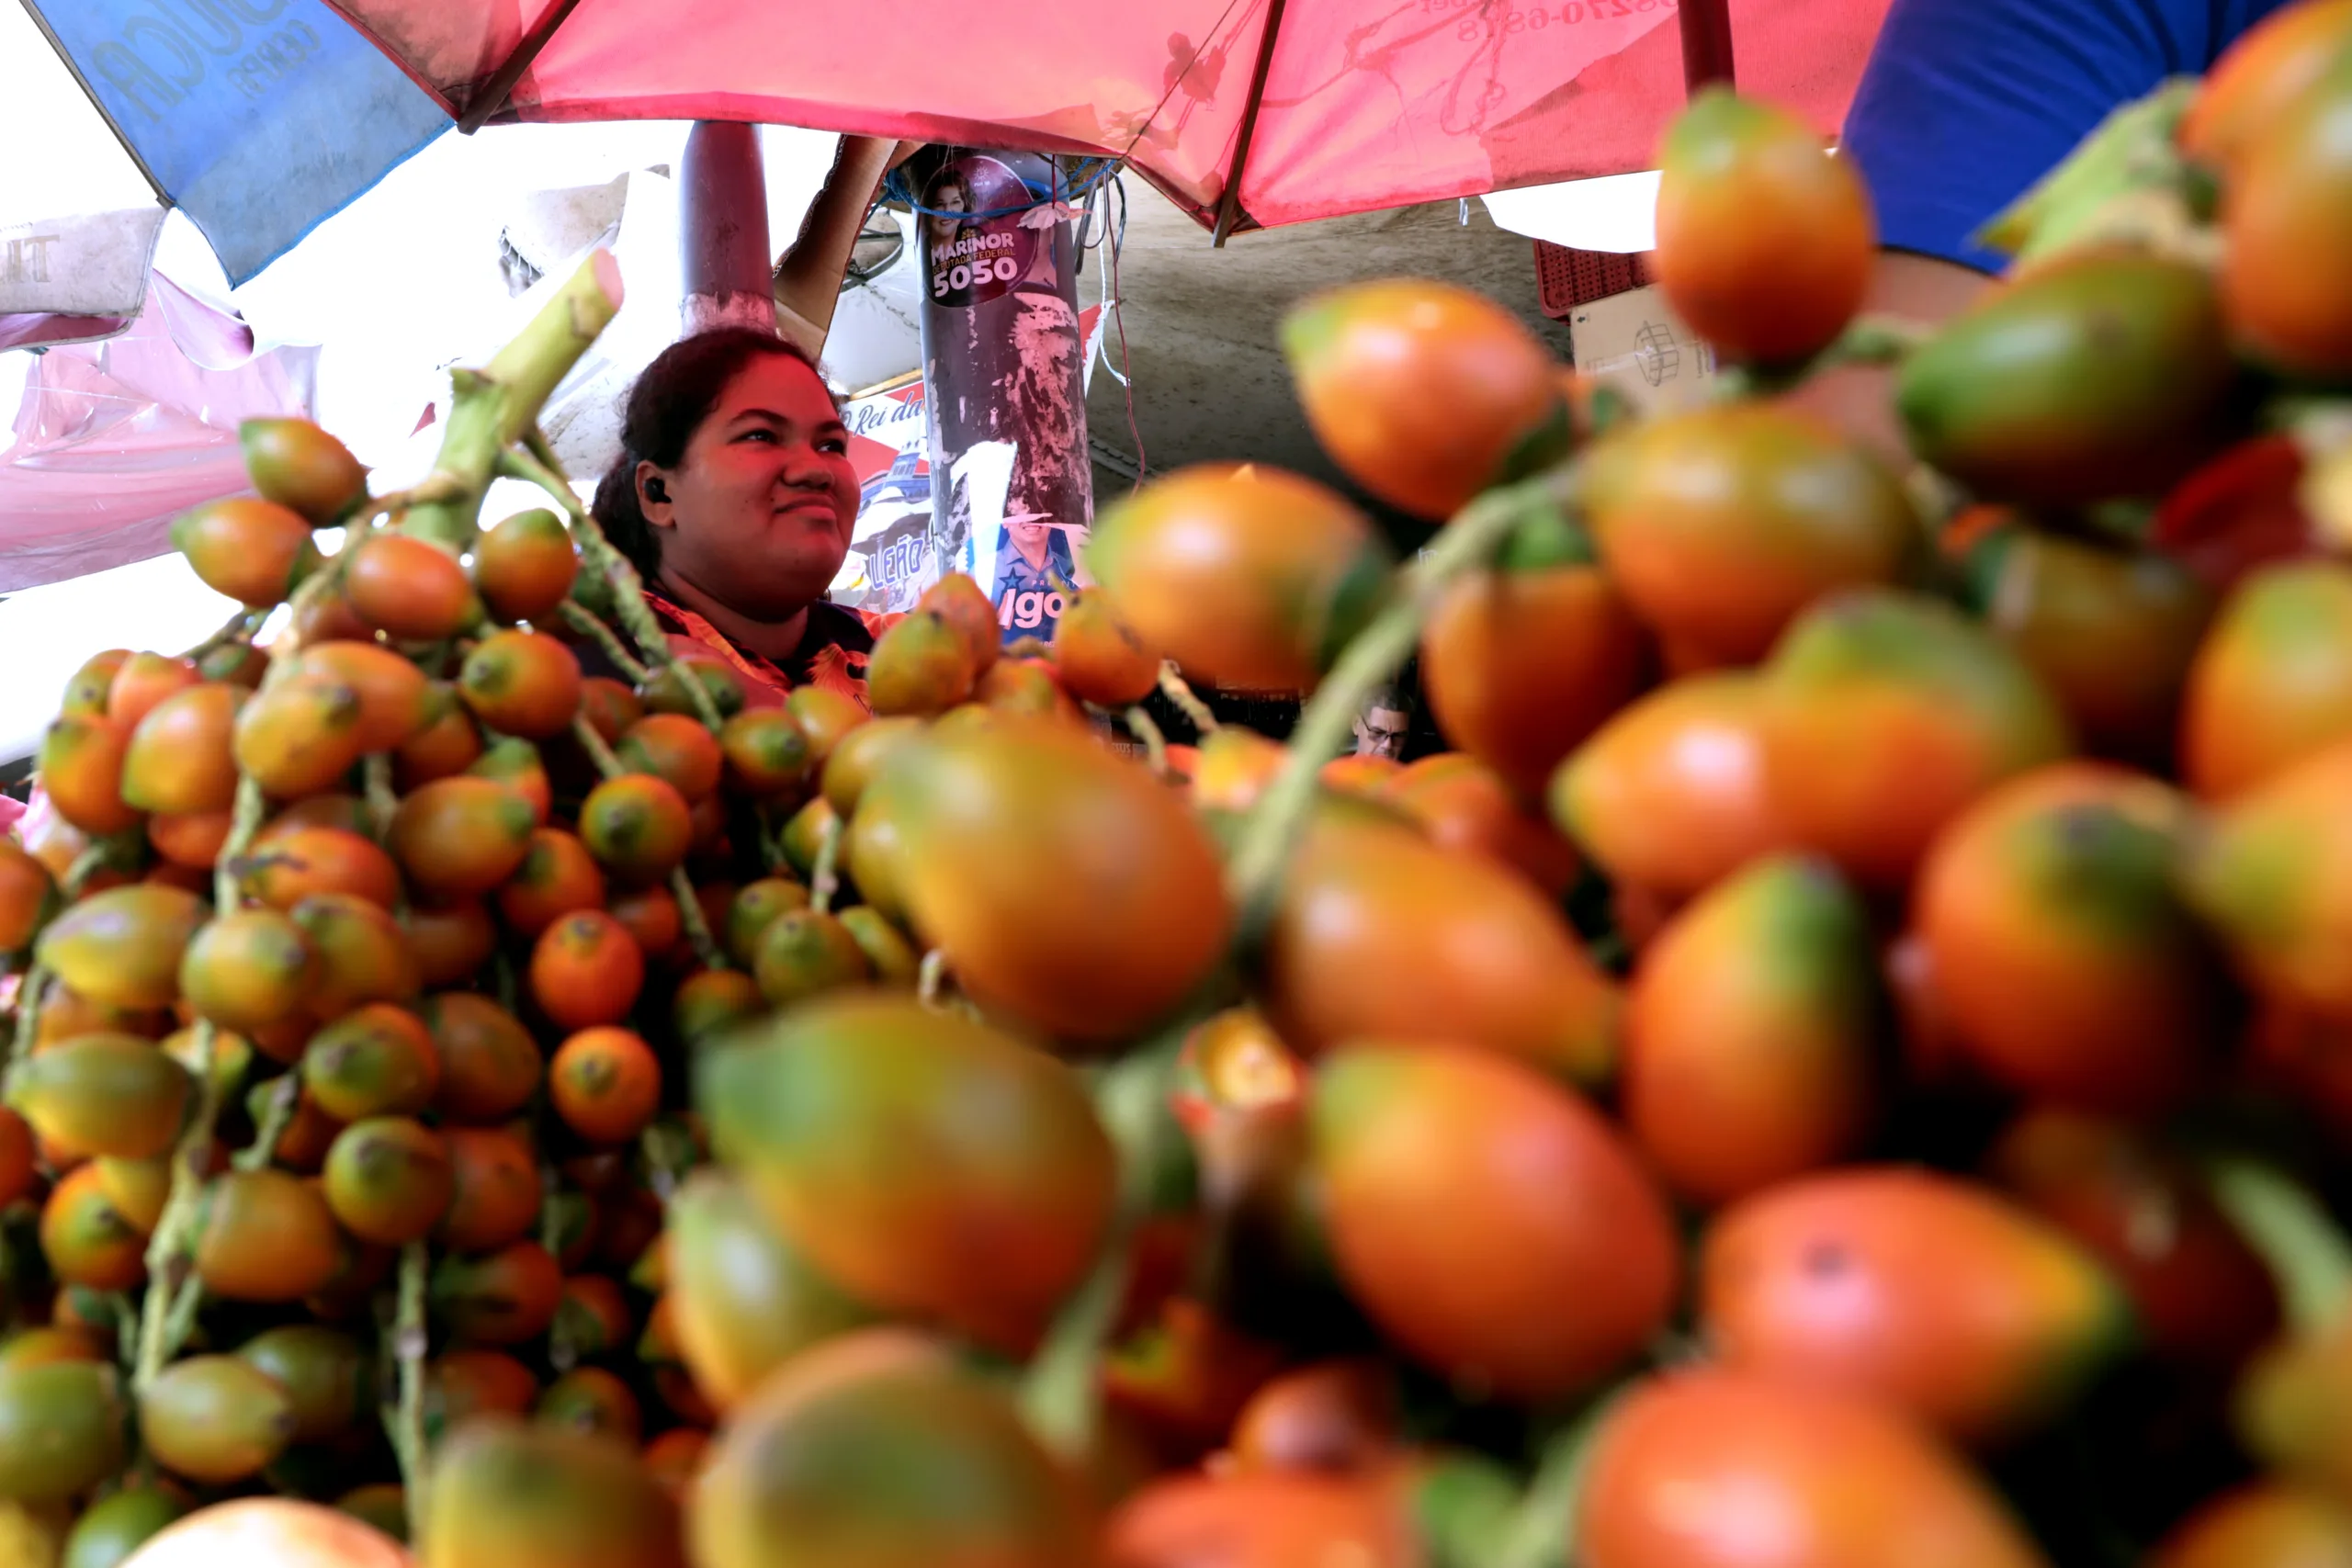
(1085, 464), (1392, 695)
(1579, 1370), (2050, 1568)
(1283, 277), (1568, 519)
(1310, 1044), (1678, 1404)
(1653, 86), (1875, 365)
(1701, 1168), (2132, 1444)
(1624, 854), (1877, 1205)
(171, 499), (321, 608)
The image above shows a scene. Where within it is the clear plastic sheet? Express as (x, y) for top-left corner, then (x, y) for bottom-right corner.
(0, 273), (318, 593)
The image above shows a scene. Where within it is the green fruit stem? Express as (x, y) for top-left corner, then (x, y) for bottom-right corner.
(1158, 663), (1218, 735)
(130, 1020), (219, 1393)
(3, 968), (43, 1094)
(1018, 1039), (1182, 1460)
(1415, 1460), (1522, 1568)
(571, 715), (627, 781)
(401, 253), (623, 553)
(1224, 470), (1566, 931)
(670, 868), (725, 972)
(1495, 1393), (1622, 1568)
(2211, 1159), (2352, 1337)
(178, 608), (265, 663)
(1711, 313), (1936, 400)
(558, 602), (653, 687)
(917, 948), (949, 1008)
(1413, 1392), (1620, 1568)
(363, 755), (400, 848)
(64, 835), (141, 897)
(1122, 705), (1168, 776)
(507, 433), (729, 734)
(235, 1077), (299, 1174)
(385, 1239), (430, 1543)
(1973, 78), (2199, 266)
(808, 815), (844, 916)
(132, 660), (285, 1391)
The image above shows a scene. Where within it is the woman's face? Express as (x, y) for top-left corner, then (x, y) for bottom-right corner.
(637, 353), (857, 620)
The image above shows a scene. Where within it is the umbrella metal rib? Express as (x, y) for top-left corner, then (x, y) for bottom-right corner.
(1678, 0), (1737, 90)
(1209, 0), (1288, 248)
(458, 0), (586, 132)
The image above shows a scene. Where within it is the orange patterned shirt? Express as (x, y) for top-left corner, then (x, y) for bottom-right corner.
(632, 590), (899, 712)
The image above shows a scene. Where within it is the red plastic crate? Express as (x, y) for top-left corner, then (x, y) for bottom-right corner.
(1533, 242), (1650, 320)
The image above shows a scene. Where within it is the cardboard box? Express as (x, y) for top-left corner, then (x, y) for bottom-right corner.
(1568, 283), (1718, 413)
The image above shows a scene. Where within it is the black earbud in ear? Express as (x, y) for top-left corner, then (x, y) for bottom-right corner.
(644, 477), (669, 502)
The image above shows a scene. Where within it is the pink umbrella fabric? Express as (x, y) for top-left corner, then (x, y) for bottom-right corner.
(329, 0), (1887, 234)
(0, 274), (318, 593)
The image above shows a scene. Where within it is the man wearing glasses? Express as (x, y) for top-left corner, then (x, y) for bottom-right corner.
(1351, 684), (1415, 761)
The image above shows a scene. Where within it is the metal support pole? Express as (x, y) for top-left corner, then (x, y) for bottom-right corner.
(680, 121), (777, 338)
(1677, 0), (1737, 91)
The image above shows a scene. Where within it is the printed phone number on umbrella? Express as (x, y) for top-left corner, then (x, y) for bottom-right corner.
(1422, 0), (1681, 35)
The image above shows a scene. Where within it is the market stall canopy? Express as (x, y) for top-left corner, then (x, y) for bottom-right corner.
(16, 0), (1888, 299)
(324, 0), (1887, 237)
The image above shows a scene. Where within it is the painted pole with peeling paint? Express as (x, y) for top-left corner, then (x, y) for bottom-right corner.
(680, 121), (777, 338)
(912, 146), (1094, 644)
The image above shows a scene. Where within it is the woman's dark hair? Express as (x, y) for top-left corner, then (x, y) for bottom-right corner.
(590, 327), (825, 581)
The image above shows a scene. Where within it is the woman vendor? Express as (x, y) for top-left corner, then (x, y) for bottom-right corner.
(589, 327), (893, 709)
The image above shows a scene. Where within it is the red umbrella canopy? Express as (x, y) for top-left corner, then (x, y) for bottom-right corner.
(329, 0), (1889, 233)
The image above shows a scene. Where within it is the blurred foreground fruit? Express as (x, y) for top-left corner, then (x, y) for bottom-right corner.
(1760, 589), (2075, 889)
(1653, 86), (1875, 367)
(1899, 252), (2237, 505)
(1104, 1468), (1414, 1568)
(119, 1496), (411, 1568)
(2222, 62), (2352, 378)
(1579, 1370), (2051, 1568)
(1624, 854), (1878, 1204)
(2182, 739), (2352, 1023)
(1702, 1168), (2132, 1444)
(1085, 464), (1390, 694)
(689, 1331), (1092, 1568)
(2181, 560), (2352, 799)
(423, 1419), (682, 1568)
(1264, 809), (1618, 1082)
(1990, 1111), (2278, 1373)
(666, 1172), (871, 1413)
(1917, 764), (2227, 1111)
(139, 1356), (297, 1484)
(865, 714), (1231, 1042)
(1552, 671), (1785, 900)
(700, 992), (1114, 1355)
(1310, 1044), (1677, 1403)
(0, 1360), (127, 1504)
(1283, 278), (1567, 519)
(38, 885), (209, 1010)
(1419, 508), (1649, 798)
(1585, 399), (1916, 671)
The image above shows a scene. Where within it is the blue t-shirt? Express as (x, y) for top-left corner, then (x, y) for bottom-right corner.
(1840, 0), (2289, 274)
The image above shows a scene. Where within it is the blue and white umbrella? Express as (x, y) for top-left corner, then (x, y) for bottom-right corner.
(8, 0), (447, 291)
